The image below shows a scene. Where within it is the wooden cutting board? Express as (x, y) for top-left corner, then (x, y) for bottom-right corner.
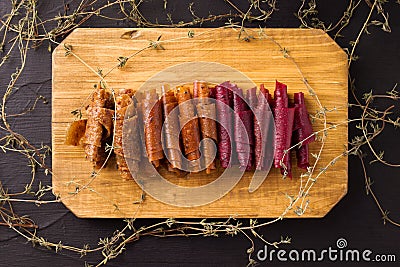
(52, 28), (348, 218)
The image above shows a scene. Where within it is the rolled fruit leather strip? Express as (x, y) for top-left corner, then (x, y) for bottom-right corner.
(293, 130), (310, 169)
(161, 84), (183, 174)
(293, 92), (315, 145)
(273, 81), (295, 178)
(141, 89), (164, 168)
(233, 87), (254, 171)
(176, 85), (201, 173)
(252, 84), (273, 171)
(122, 104), (142, 178)
(84, 85), (114, 169)
(248, 87), (263, 170)
(134, 91), (147, 163)
(114, 89), (141, 179)
(292, 92), (315, 169)
(215, 82), (235, 168)
(193, 81), (217, 174)
(246, 86), (257, 110)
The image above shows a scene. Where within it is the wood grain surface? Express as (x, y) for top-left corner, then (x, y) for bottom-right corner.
(52, 28), (348, 218)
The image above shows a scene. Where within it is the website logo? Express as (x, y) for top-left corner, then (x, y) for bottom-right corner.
(257, 238), (396, 263)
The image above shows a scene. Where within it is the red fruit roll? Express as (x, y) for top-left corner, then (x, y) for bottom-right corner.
(233, 88), (254, 171)
(293, 92), (315, 144)
(253, 84), (273, 171)
(215, 82), (234, 168)
(292, 92), (315, 169)
(246, 87), (257, 110)
(273, 81), (295, 177)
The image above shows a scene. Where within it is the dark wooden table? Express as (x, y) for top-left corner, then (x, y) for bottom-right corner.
(1, 1), (400, 266)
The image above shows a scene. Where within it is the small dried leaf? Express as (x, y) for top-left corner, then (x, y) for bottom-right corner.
(120, 30), (141, 39)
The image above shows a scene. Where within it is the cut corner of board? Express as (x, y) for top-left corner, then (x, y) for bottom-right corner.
(321, 185), (348, 218)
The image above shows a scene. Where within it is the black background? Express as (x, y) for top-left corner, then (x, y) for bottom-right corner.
(1, 1), (400, 266)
